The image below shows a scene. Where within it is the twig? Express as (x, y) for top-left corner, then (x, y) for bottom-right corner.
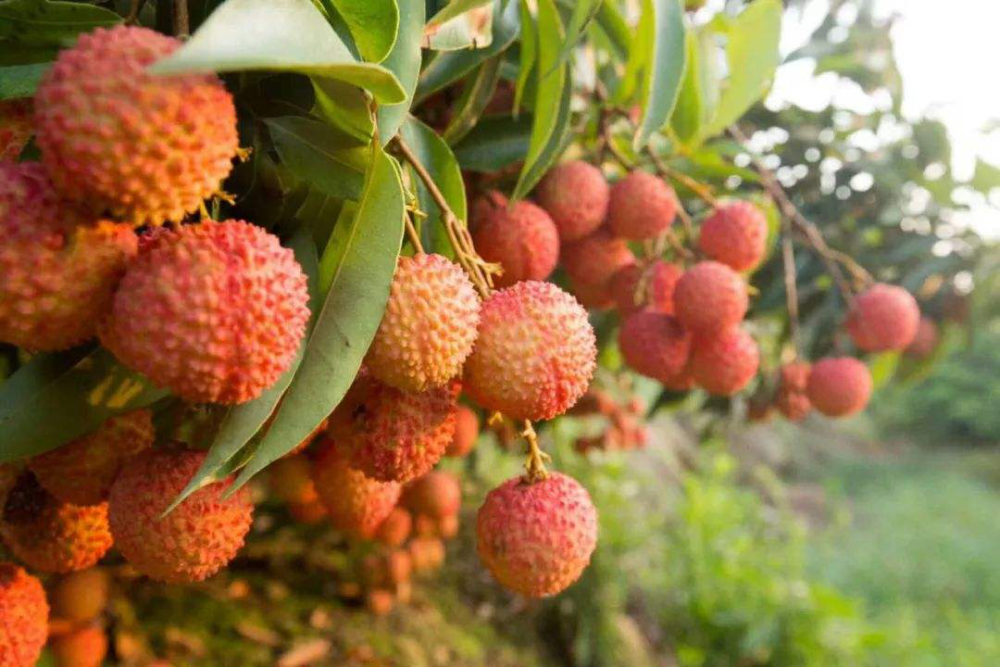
(403, 213), (424, 254)
(781, 228), (801, 353)
(173, 0), (190, 38)
(646, 146), (718, 207)
(520, 421), (550, 482)
(126, 0), (147, 23)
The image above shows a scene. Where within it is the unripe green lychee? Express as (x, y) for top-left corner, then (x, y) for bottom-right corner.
(609, 260), (682, 316)
(698, 201), (768, 272)
(402, 472), (461, 519)
(0, 563), (48, 667)
(35, 25), (238, 226)
(775, 361), (812, 422)
(464, 281), (597, 421)
(674, 261), (748, 334)
(310, 443), (401, 539)
(49, 623), (107, 667)
(366, 253), (480, 392)
(100, 220), (310, 404)
(845, 283), (920, 352)
(607, 171), (677, 240)
(446, 405), (479, 457)
(0, 475), (112, 574)
(29, 410), (153, 506)
(534, 161), (610, 242)
(906, 317), (939, 359)
(0, 99), (32, 161)
(690, 328), (759, 396)
(470, 191), (559, 288)
(618, 311), (691, 383)
(477, 473), (597, 598)
(0, 163), (138, 352)
(806, 357), (872, 417)
(561, 229), (636, 292)
(108, 448), (254, 583)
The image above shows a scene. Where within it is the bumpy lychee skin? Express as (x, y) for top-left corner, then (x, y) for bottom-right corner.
(310, 443), (401, 539)
(471, 191), (560, 288)
(806, 357), (873, 417)
(100, 220), (310, 404)
(0, 563), (48, 667)
(609, 260), (682, 316)
(107, 448), (254, 583)
(366, 253), (480, 392)
(674, 261), (748, 334)
(698, 201), (769, 272)
(446, 405), (479, 457)
(477, 473), (598, 598)
(534, 161), (610, 242)
(0, 475), (112, 574)
(35, 25), (238, 226)
(0, 163), (138, 351)
(690, 328), (759, 396)
(906, 317), (939, 359)
(775, 361), (812, 422)
(29, 410), (153, 506)
(607, 171), (677, 240)
(326, 373), (457, 483)
(402, 472), (461, 519)
(0, 99), (32, 161)
(618, 311), (691, 383)
(464, 281), (597, 421)
(561, 229), (636, 291)
(845, 283), (920, 352)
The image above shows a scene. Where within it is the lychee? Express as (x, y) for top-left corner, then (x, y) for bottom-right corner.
(0, 99), (32, 161)
(310, 444), (401, 539)
(446, 405), (479, 457)
(402, 472), (461, 519)
(50, 568), (109, 623)
(107, 447), (254, 583)
(775, 361), (812, 422)
(477, 473), (597, 598)
(375, 507), (412, 547)
(409, 537), (446, 572)
(35, 25), (238, 225)
(29, 409), (153, 506)
(438, 513), (460, 539)
(618, 311), (692, 383)
(697, 201), (769, 272)
(470, 191), (560, 288)
(49, 623), (107, 667)
(366, 253), (480, 392)
(385, 549), (413, 585)
(0, 563), (48, 667)
(561, 229), (636, 292)
(464, 281), (597, 421)
(690, 328), (759, 396)
(100, 219), (310, 404)
(674, 261), (748, 334)
(806, 357), (872, 417)
(413, 513), (438, 538)
(845, 283), (920, 352)
(609, 260), (682, 316)
(569, 278), (615, 310)
(534, 161), (610, 242)
(288, 500), (327, 524)
(0, 162), (138, 351)
(267, 455), (319, 506)
(366, 588), (395, 616)
(326, 372), (457, 483)
(906, 317), (939, 359)
(606, 171), (677, 240)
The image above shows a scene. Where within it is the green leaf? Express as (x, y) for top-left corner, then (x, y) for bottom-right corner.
(703, 0), (782, 137)
(312, 78), (376, 143)
(424, 0), (494, 51)
(553, 0), (602, 71)
(452, 114), (532, 172)
(227, 143), (404, 492)
(868, 351), (901, 390)
(0, 62), (47, 99)
(633, 0), (686, 150)
(0, 0), (120, 47)
(0, 348), (168, 463)
(593, 0), (630, 62)
(426, 0), (493, 29)
(163, 232), (320, 514)
(614, 0), (651, 105)
(513, 0), (536, 116)
(150, 0), (406, 104)
(376, 0), (426, 144)
(671, 28), (701, 144)
(441, 55), (501, 145)
(265, 116), (368, 200)
(329, 0), (399, 63)
(970, 158), (1000, 194)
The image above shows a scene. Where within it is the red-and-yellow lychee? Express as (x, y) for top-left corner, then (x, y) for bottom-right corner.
(775, 361), (812, 422)
(534, 161), (610, 242)
(561, 229), (636, 293)
(49, 623), (107, 667)
(470, 191), (559, 288)
(446, 405), (479, 457)
(609, 260), (682, 316)
(674, 261), (748, 334)
(0, 99), (32, 161)
(50, 568), (109, 624)
(806, 357), (873, 417)
(698, 201), (769, 272)
(606, 171), (677, 240)
(402, 472), (461, 520)
(690, 328), (759, 396)
(375, 507), (412, 547)
(618, 311), (691, 383)
(845, 283), (920, 352)
(310, 444), (401, 539)
(0, 563), (48, 667)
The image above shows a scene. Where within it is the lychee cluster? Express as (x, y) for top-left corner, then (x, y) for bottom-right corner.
(46, 568), (111, 667)
(0, 563), (48, 667)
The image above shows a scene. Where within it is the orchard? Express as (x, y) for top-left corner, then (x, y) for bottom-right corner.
(0, 1), (996, 666)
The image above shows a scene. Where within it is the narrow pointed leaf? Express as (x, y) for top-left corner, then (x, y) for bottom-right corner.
(377, 0), (426, 144)
(0, 0), (120, 47)
(553, 0), (602, 72)
(453, 114), (533, 172)
(329, 0), (400, 63)
(513, 0), (536, 116)
(441, 56), (502, 145)
(265, 116), (368, 200)
(633, 0), (686, 150)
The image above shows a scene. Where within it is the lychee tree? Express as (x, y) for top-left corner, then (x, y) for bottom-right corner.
(0, 0), (985, 622)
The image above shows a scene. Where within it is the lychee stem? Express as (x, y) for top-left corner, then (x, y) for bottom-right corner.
(173, 0), (190, 38)
(781, 227), (802, 354)
(403, 212), (424, 254)
(520, 421), (550, 483)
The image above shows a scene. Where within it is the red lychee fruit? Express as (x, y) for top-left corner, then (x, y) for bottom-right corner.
(569, 278), (615, 310)
(534, 161), (610, 242)
(366, 588), (395, 616)
(100, 219), (310, 404)
(35, 25), (238, 226)
(413, 513), (438, 538)
(29, 410), (153, 506)
(438, 513), (460, 539)
(806, 357), (872, 417)
(775, 361), (812, 422)
(470, 191), (560, 288)
(385, 549), (413, 585)
(446, 405), (479, 457)
(402, 472), (461, 520)
(108, 448), (254, 583)
(375, 507), (412, 547)
(0, 99), (32, 161)
(0, 163), (138, 352)
(464, 281), (597, 421)
(288, 500), (327, 524)
(674, 261), (748, 334)
(49, 623), (107, 667)
(0, 475), (112, 574)
(690, 328), (759, 396)
(561, 229), (636, 292)
(326, 373), (457, 483)
(0, 563), (48, 667)
(50, 568), (109, 624)
(697, 201), (769, 272)
(609, 260), (682, 316)
(477, 473), (597, 598)
(845, 283), (920, 352)
(311, 444), (401, 539)
(267, 455), (319, 506)
(607, 171), (677, 240)
(618, 311), (692, 383)
(366, 253), (480, 392)
(905, 317), (939, 359)
(409, 537), (446, 572)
